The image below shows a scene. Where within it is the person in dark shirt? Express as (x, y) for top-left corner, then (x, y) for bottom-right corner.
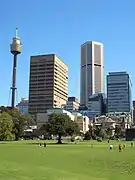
(44, 142), (46, 148)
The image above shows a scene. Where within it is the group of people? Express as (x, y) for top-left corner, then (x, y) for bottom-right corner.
(39, 142), (47, 147)
(109, 143), (123, 152)
(109, 140), (134, 152)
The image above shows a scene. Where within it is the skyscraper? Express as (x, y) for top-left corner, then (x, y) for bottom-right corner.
(28, 54), (68, 115)
(107, 72), (132, 113)
(133, 101), (135, 124)
(80, 41), (104, 106)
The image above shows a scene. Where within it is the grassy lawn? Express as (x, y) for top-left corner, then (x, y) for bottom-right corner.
(0, 140), (135, 180)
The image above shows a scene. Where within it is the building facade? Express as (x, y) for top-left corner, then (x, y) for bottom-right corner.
(107, 72), (132, 113)
(133, 101), (135, 124)
(80, 41), (104, 107)
(87, 93), (105, 115)
(65, 97), (79, 112)
(74, 114), (89, 134)
(16, 98), (28, 114)
(28, 54), (68, 115)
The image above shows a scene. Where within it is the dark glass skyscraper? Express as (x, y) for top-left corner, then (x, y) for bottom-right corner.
(107, 72), (132, 113)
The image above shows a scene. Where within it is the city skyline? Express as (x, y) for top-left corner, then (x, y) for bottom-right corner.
(0, 0), (135, 105)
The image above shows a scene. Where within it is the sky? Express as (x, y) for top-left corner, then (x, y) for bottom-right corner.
(0, 0), (135, 105)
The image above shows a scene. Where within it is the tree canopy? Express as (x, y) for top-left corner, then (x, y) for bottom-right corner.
(0, 112), (14, 140)
(40, 113), (80, 144)
(0, 106), (35, 140)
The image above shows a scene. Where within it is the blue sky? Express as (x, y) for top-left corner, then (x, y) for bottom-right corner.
(0, 0), (135, 105)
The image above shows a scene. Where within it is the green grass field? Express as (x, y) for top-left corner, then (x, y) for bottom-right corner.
(0, 140), (135, 180)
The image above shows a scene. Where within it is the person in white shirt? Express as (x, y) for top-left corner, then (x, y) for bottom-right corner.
(110, 144), (113, 150)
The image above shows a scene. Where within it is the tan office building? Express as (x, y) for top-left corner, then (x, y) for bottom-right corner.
(80, 41), (104, 107)
(28, 54), (68, 115)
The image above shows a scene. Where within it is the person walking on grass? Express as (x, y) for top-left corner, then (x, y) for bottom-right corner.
(91, 144), (93, 148)
(119, 144), (122, 152)
(44, 142), (47, 148)
(110, 144), (113, 150)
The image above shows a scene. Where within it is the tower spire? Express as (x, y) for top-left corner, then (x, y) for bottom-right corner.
(15, 28), (18, 37)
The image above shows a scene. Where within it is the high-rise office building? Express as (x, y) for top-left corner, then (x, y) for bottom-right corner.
(65, 97), (80, 112)
(107, 72), (132, 113)
(88, 93), (106, 115)
(80, 41), (104, 107)
(28, 54), (68, 115)
(133, 101), (135, 124)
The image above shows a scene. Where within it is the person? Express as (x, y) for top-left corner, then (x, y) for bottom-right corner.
(110, 144), (113, 150)
(131, 142), (134, 148)
(44, 142), (46, 148)
(108, 139), (110, 144)
(119, 144), (122, 152)
(91, 144), (93, 148)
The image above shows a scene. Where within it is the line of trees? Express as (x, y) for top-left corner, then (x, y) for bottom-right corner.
(2, 106), (124, 142)
(0, 107), (80, 142)
(84, 125), (124, 140)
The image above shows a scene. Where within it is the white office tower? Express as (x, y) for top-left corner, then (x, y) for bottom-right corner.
(80, 41), (104, 107)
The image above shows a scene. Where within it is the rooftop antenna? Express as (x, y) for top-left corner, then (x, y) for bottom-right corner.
(15, 28), (18, 37)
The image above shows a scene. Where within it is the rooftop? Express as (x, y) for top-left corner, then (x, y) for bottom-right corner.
(81, 41), (103, 47)
(108, 71), (128, 75)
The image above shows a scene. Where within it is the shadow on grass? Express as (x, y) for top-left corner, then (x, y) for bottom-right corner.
(0, 142), (6, 144)
(28, 142), (69, 145)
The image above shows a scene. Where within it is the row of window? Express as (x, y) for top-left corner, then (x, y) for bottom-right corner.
(55, 63), (68, 74)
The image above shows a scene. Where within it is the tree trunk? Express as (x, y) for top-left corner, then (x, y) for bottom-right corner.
(15, 133), (19, 141)
(57, 134), (62, 144)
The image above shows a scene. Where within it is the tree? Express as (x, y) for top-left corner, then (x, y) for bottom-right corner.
(6, 108), (27, 140)
(106, 128), (113, 138)
(0, 112), (14, 140)
(84, 131), (91, 140)
(94, 127), (101, 137)
(0, 106), (36, 140)
(40, 113), (80, 144)
(12, 114), (27, 140)
(115, 125), (123, 138)
(0, 106), (10, 113)
(89, 125), (94, 139)
(24, 114), (36, 127)
(99, 129), (107, 139)
(94, 126), (107, 139)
